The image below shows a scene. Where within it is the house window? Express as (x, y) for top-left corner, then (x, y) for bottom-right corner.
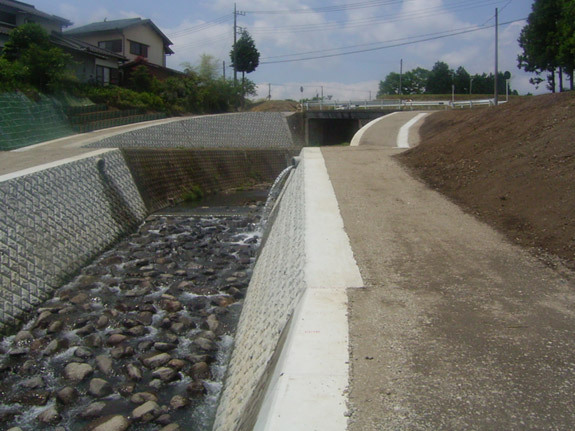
(0, 11), (17, 25)
(98, 39), (122, 53)
(96, 66), (119, 85)
(129, 41), (148, 57)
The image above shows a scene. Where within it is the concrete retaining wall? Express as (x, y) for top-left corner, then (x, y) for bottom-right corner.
(0, 150), (147, 332)
(122, 148), (296, 213)
(0, 146), (295, 332)
(87, 113), (301, 150)
(214, 159), (307, 430)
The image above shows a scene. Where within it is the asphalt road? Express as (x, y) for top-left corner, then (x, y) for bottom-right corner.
(322, 112), (575, 430)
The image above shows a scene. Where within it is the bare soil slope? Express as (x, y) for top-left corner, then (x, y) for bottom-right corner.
(250, 100), (298, 112)
(399, 92), (575, 269)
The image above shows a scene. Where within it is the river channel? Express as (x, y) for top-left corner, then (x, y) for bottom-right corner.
(0, 188), (269, 431)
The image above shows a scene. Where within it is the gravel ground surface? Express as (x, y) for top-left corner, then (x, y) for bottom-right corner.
(323, 113), (575, 430)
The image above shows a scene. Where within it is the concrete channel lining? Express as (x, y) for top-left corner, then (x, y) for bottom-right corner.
(213, 147), (364, 431)
(0, 149), (148, 331)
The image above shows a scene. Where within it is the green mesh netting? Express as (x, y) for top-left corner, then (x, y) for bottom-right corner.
(0, 92), (74, 151)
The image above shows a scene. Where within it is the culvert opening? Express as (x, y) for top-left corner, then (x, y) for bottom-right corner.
(0, 151), (296, 431)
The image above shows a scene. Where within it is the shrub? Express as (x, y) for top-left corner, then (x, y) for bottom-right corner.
(0, 58), (28, 92)
(1, 24), (74, 93)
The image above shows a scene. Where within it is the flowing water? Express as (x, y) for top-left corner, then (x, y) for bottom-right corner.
(0, 170), (292, 430)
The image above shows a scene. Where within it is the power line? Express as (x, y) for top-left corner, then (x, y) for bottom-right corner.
(481, 0), (513, 28)
(175, 32), (231, 51)
(261, 23), (501, 61)
(249, 0), (506, 34)
(260, 18), (526, 65)
(167, 14), (233, 38)
(245, 0), (404, 15)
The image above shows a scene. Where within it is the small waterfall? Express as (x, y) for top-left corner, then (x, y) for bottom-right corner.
(260, 165), (294, 225)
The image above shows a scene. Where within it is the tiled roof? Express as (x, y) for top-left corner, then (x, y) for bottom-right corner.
(50, 33), (127, 61)
(0, 0), (72, 26)
(65, 18), (143, 35)
(65, 17), (173, 51)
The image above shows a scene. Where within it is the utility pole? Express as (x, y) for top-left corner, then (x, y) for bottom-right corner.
(233, 3), (237, 83)
(223, 61), (226, 80)
(233, 3), (245, 84)
(494, 7), (499, 106)
(399, 58), (403, 96)
(268, 83), (271, 100)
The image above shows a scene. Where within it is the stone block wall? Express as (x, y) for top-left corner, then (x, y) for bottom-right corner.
(213, 160), (307, 431)
(122, 148), (297, 213)
(0, 150), (147, 332)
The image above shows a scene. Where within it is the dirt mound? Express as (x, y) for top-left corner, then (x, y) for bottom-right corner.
(398, 92), (575, 269)
(250, 100), (299, 112)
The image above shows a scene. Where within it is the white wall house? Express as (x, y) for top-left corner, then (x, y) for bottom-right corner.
(0, 0), (71, 48)
(64, 18), (174, 70)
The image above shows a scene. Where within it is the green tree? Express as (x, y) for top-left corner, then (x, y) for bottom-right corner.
(453, 66), (471, 94)
(517, 0), (563, 92)
(403, 67), (429, 94)
(0, 58), (28, 92)
(377, 72), (400, 96)
(230, 30), (260, 76)
(558, 0), (575, 89)
(128, 65), (158, 93)
(0, 23), (73, 92)
(426, 61), (453, 94)
(2, 23), (51, 61)
(197, 54), (221, 81)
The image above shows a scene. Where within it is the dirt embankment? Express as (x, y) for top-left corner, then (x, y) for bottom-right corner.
(398, 92), (575, 269)
(249, 100), (299, 112)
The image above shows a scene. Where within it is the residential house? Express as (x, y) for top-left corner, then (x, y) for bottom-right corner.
(51, 33), (127, 85)
(0, 0), (126, 85)
(64, 18), (174, 69)
(0, 0), (71, 49)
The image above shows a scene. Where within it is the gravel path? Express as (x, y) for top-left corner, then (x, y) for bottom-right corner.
(322, 118), (575, 430)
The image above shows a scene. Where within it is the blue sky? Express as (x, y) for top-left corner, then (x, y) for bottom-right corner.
(31, 0), (540, 99)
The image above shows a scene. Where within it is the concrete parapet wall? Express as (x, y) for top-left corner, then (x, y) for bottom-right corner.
(122, 148), (296, 213)
(0, 150), (147, 332)
(214, 160), (306, 431)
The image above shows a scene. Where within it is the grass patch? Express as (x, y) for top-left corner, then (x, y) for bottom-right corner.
(181, 184), (204, 202)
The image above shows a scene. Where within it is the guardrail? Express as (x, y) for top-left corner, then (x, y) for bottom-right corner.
(303, 98), (506, 111)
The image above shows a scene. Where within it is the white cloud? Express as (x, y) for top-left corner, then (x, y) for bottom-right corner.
(254, 80), (379, 101)
(164, 20), (233, 71)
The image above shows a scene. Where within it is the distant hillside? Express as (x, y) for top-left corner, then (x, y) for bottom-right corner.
(398, 92), (575, 269)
